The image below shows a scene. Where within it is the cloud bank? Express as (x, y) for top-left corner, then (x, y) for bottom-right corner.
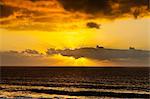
(0, 0), (149, 31)
(0, 48), (149, 67)
(58, 0), (149, 19)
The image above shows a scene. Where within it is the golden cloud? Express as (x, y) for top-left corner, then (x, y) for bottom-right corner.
(0, 0), (149, 31)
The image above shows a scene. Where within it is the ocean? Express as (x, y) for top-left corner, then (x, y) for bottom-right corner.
(0, 67), (149, 98)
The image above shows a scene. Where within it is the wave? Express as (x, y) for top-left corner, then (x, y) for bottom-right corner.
(1, 87), (149, 98)
(0, 84), (149, 98)
(1, 81), (149, 92)
(29, 89), (150, 98)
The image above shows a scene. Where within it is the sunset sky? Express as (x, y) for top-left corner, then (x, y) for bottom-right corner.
(0, 0), (150, 51)
(0, 0), (150, 66)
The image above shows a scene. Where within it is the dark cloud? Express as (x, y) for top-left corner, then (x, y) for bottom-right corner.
(21, 49), (39, 54)
(29, 0), (45, 2)
(46, 47), (150, 60)
(30, 0), (38, 2)
(0, 3), (18, 18)
(0, 51), (50, 66)
(1, 48), (149, 66)
(58, 0), (109, 14)
(58, 0), (149, 18)
(86, 22), (100, 29)
(46, 47), (150, 66)
(0, 3), (40, 18)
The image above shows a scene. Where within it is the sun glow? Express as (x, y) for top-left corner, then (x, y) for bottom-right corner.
(47, 54), (115, 66)
(50, 54), (96, 66)
(1, 16), (150, 54)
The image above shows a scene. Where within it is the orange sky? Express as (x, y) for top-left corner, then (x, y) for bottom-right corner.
(0, 0), (150, 52)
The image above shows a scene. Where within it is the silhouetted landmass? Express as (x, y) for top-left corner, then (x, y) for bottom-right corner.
(46, 46), (150, 59)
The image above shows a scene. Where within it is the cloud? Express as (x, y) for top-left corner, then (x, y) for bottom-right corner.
(0, 51), (92, 66)
(0, 51), (49, 66)
(58, 0), (109, 14)
(46, 47), (150, 60)
(0, 0), (76, 31)
(0, 2), (43, 20)
(45, 48), (150, 66)
(21, 49), (39, 54)
(29, 0), (38, 2)
(1, 0), (149, 20)
(0, 3), (18, 18)
(0, 0), (149, 31)
(1, 50), (149, 66)
(86, 22), (100, 29)
(58, 0), (149, 19)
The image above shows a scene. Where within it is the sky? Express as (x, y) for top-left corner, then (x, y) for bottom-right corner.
(0, 0), (150, 66)
(0, 0), (150, 51)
